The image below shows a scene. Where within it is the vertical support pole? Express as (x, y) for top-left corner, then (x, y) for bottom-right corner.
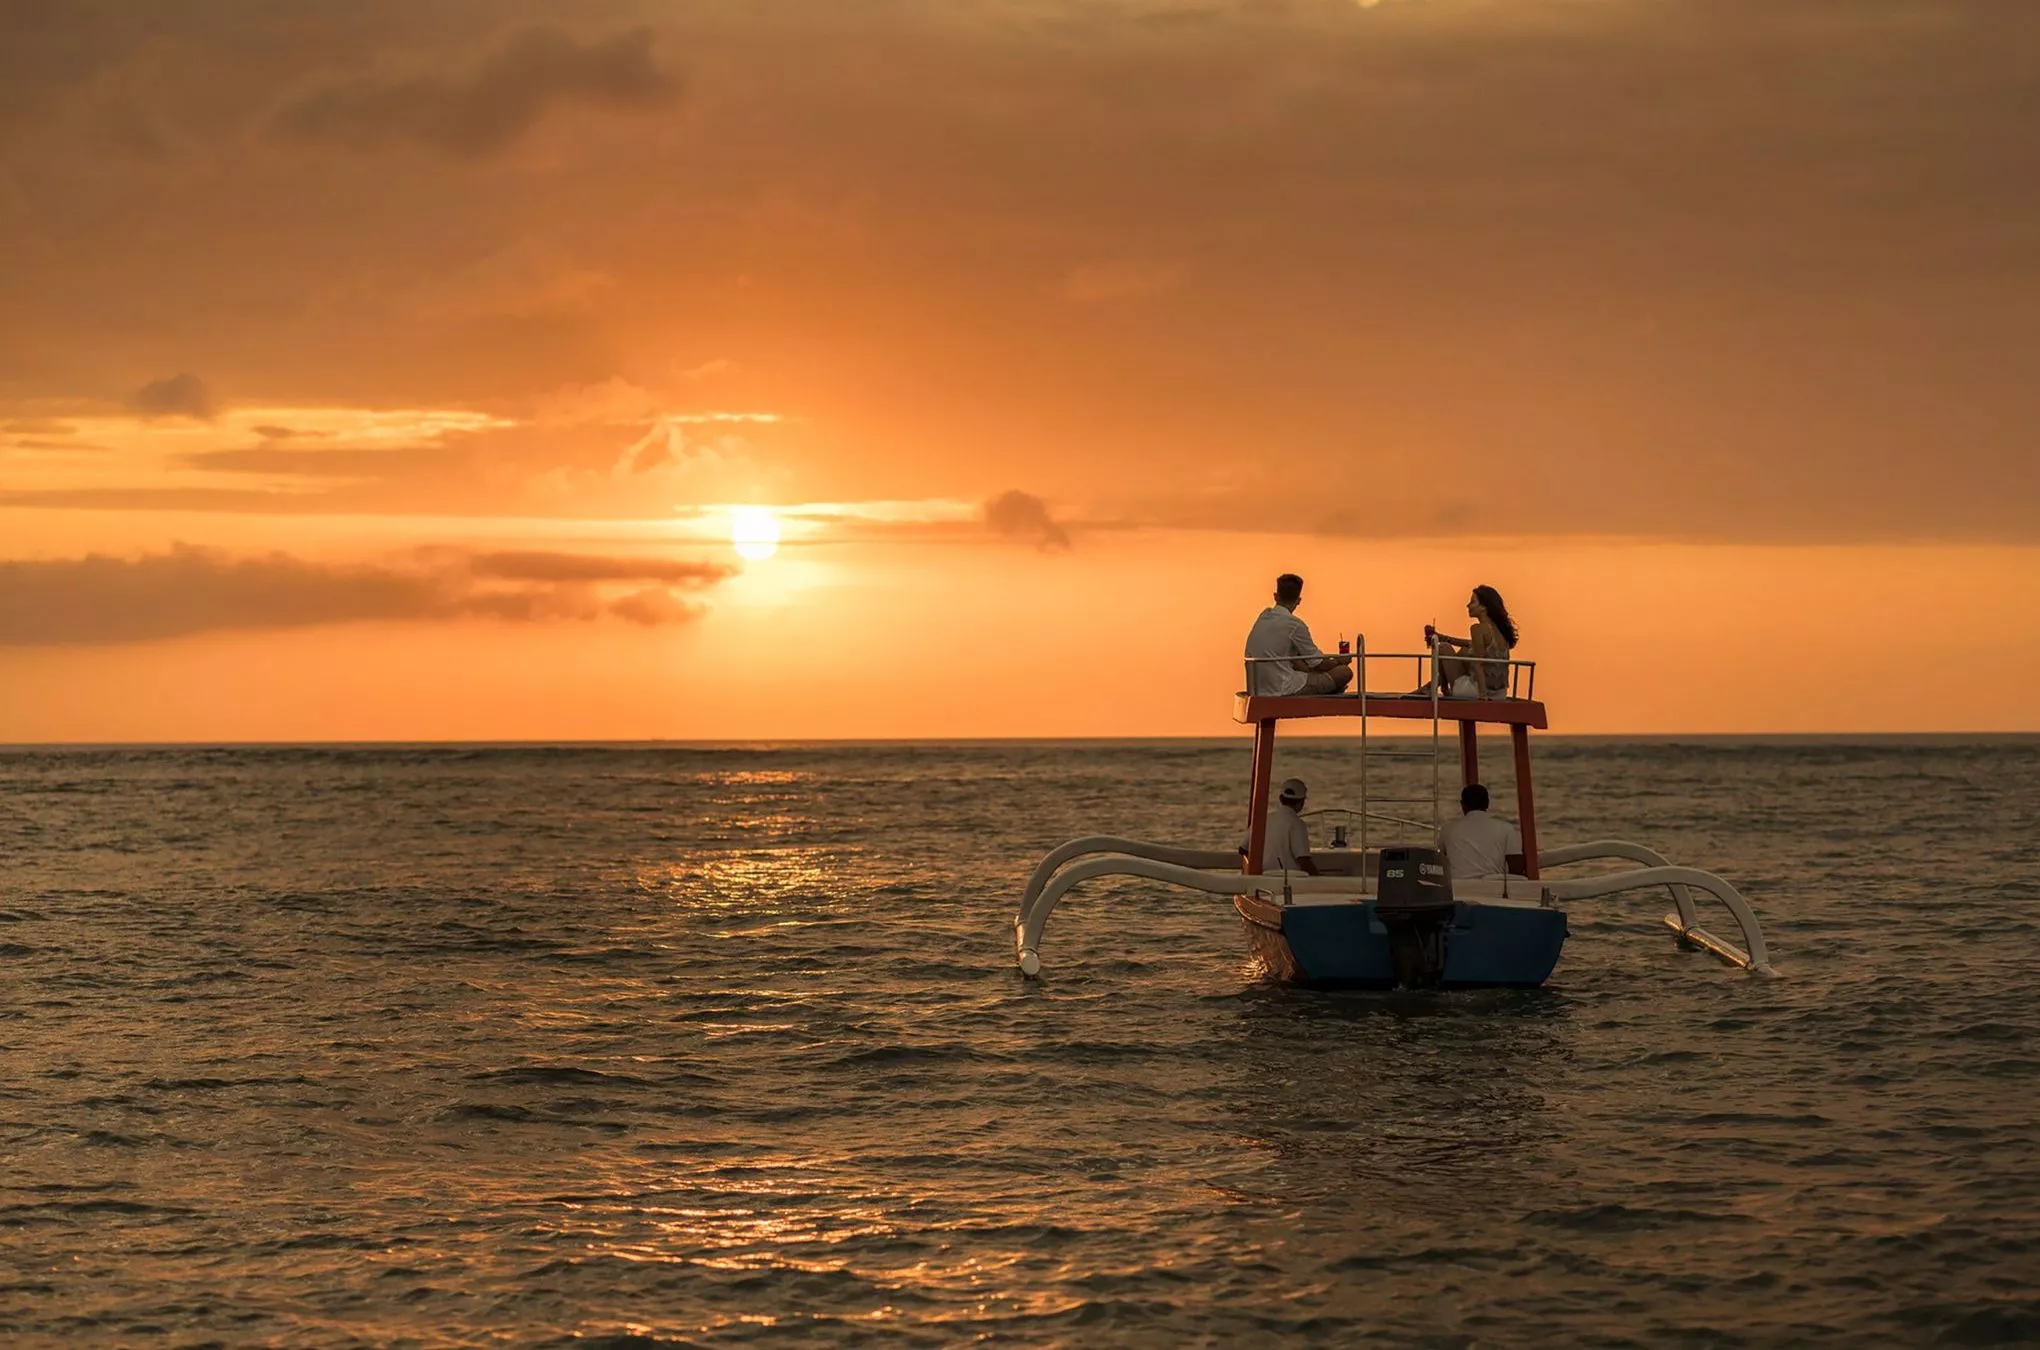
(1458, 720), (1479, 790)
(1511, 722), (1540, 879)
(1245, 718), (1277, 875)
(1429, 638), (1442, 833)
(1357, 638), (1369, 864)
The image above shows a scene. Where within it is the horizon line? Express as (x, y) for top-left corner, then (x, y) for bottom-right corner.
(5, 730), (2040, 751)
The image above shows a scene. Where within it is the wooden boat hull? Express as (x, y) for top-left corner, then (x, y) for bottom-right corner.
(1235, 892), (1567, 988)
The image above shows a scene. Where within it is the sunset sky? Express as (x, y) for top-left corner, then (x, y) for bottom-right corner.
(3, 0), (2038, 740)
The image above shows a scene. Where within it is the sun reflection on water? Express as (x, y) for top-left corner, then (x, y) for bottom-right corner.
(634, 845), (861, 915)
(714, 770), (805, 787)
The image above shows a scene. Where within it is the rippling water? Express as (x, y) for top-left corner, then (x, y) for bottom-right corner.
(2, 738), (2037, 1346)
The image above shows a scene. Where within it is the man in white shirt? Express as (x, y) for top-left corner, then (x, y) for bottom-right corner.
(1436, 784), (1524, 880)
(1244, 573), (1352, 696)
(1242, 777), (1320, 874)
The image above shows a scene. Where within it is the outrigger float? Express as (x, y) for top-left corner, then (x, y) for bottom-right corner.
(1014, 644), (1772, 987)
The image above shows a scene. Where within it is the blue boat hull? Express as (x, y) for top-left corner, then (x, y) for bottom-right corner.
(1236, 894), (1568, 988)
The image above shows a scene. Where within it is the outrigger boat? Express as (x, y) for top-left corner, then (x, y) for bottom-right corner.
(1014, 643), (1772, 987)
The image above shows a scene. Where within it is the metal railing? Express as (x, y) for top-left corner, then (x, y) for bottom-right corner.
(1240, 645), (1536, 702)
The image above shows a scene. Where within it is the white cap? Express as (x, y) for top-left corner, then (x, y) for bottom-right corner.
(1278, 777), (1307, 802)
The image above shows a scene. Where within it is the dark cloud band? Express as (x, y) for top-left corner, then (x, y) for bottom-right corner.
(273, 26), (679, 159)
(0, 545), (732, 646)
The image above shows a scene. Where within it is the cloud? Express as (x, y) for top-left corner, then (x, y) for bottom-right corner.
(467, 551), (734, 585)
(0, 395), (792, 520)
(610, 586), (704, 626)
(616, 420), (678, 475)
(180, 444), (462, 478)
(274, 26), (679, 160)
(0, 545), (731, 646)
(0, 487), (331, 513)
(983, 490), (1072, 551)
(612, 417), (777, 482)
(8, 1), (2040, 545)
(9, 439), (110, 453)
(127, 373), (217, 421)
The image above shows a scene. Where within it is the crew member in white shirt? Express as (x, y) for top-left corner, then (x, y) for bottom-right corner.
(1241, 777), (1321, 875)
(1436, 784), (1524, 880)
(1244, 573), (1352, 697)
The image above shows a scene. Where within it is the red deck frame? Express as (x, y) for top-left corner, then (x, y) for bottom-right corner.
(1235, 693), (1547, 880)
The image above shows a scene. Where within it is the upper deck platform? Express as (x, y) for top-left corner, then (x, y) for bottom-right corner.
(1233, 691), (1549, 728)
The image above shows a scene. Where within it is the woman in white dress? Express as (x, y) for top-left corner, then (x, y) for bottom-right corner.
(1424, 585), (1519, 698)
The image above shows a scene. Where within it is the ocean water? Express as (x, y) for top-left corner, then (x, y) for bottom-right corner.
(1, 737), (2037, 1347)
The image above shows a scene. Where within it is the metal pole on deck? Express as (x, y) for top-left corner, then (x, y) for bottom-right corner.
(1357, 637), (1369, 864)
(1429, 636), (1442, 834)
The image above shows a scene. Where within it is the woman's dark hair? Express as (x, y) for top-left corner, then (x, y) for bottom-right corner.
(1473, 585), (1518, 648)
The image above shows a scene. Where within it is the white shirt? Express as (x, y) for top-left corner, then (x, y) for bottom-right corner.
(1244, 606), (1325, 696)
(1436, 809), (1522, 880)
(1244, 803), (1313, 872)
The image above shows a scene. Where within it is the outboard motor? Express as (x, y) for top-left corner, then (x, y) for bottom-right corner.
(1375, 845), (1456, 988)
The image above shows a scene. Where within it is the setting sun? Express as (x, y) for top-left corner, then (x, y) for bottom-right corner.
(729, 506), (782, 561)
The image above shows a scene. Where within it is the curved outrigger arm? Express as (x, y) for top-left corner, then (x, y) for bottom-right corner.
(1533, 865), (1772, 974)
(1537, 840), (1772, 974)
(1014, 853), (1362, 976)
(1018, 836), (1241, 936)
(1542, 840), (1699, 925)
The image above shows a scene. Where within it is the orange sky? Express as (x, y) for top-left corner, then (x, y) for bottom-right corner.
(3, 1), (2038, 741)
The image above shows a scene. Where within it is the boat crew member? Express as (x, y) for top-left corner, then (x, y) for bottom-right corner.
(1241, 777), (1322, 875)
(1436, 784), (1524, 879)
(1244, 573), (1352, 696)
